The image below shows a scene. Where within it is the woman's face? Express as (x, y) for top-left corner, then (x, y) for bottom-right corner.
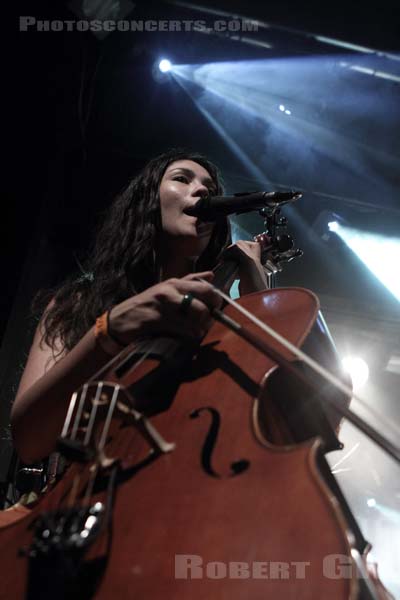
(159, 159), (216, 255)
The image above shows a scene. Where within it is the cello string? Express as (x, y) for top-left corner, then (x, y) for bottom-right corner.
(81, 386), (121, 505)
(98, 384), (121, 452)
(86, 337), (158, 383)
(60, 337), (156, 443)
(51, 337), (169, 513)
(71, 382), (89, 440)
(82, 463), (99, 505)
(203, 280), (400, 440)
(83, 382), (104, 446)
(74, 386), (121, 508)
(61, 390), (80, 438)
(64, 342), (158, 509)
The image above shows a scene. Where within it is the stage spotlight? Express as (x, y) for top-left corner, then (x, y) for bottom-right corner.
(152, 58), (173, 83)
(328, 221), (340, 232)
(159, 59), (172, 73)
(342, 356), (369, 390)
(367, 498), (377, 508)
(335, 226), (400, 302)
(313, 211), (348, 241)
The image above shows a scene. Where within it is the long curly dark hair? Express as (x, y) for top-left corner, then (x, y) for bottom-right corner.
(38, 149), (230, 354)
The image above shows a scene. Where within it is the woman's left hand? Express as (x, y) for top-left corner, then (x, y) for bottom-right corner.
(222, 240), (269, 295)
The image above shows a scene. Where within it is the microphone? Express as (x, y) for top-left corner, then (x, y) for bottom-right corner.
(184, 190), (302, 220)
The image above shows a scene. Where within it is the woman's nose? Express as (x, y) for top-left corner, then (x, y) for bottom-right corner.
(191, 182), (209, 198)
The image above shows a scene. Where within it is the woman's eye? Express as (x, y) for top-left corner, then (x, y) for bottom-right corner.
(173, 175), (188, 183)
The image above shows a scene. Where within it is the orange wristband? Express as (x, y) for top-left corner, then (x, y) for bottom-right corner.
(94, 311), (125, 356)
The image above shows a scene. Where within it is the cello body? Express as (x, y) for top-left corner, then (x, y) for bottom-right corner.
(0, 288), (381, 599)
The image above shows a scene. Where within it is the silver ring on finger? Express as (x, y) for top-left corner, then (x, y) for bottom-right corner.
(180, 293), (194, 315)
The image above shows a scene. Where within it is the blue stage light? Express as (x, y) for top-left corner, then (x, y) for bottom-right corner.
(159, 59), (172, 73)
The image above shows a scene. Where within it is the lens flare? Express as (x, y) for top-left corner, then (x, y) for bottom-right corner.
(342, 356), (369, 390)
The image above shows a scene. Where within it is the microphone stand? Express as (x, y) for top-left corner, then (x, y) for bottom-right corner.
(213, 193), (303, 291)
(258, 204), (303, 289)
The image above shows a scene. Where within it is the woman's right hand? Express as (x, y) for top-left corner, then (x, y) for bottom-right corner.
(108, 271), (222, 343)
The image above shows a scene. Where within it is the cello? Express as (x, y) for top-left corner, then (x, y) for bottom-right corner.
(0, 197), (397, 599)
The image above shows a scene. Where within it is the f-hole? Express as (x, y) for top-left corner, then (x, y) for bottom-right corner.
(190, 407), (250, 478)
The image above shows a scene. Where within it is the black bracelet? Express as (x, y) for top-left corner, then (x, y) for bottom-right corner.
(106, 309), (126, 347)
